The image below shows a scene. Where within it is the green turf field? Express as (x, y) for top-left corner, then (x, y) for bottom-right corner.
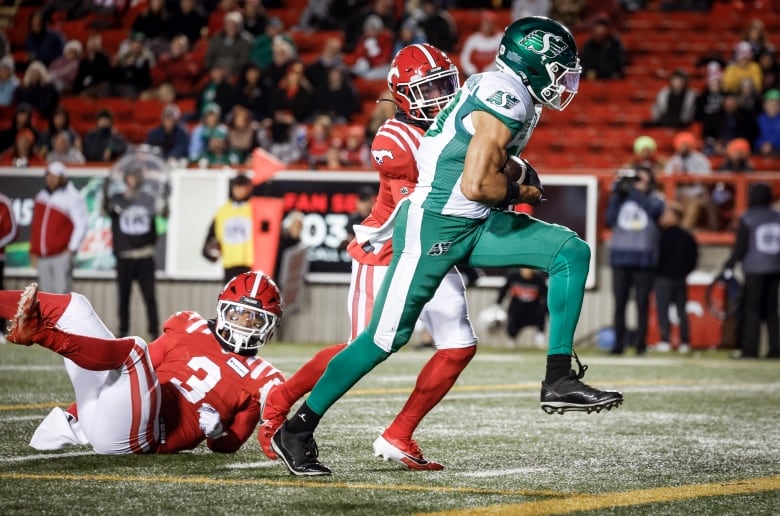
(1, 341), (779, 515)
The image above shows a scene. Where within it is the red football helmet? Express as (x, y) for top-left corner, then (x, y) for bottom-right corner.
(387, 43), (460, 122)
(215, 271), (284, 355)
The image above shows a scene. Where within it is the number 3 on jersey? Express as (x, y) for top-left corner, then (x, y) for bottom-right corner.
(170, 356), (222, 403)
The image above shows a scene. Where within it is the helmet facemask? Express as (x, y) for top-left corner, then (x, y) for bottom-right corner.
(216, 299), (279, 355)
(398, 67), (459, 121)
(536, 58), (581, 110)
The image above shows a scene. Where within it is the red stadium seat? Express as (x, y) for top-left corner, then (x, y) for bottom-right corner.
(60, 96), (98, 121)
(97, 97), (135, 120)
(134, 98), (165, 124)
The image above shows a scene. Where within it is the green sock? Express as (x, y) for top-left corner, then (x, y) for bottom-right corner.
(546, 237), (590, 356)
(306, 333), (391, 416)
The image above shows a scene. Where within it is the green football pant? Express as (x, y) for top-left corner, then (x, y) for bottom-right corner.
(305, 202), (590, 416)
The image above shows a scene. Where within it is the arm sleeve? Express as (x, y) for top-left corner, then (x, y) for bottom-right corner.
(207, 401), (260, 453)
(68, 191), (89, 253)
(605, 189), (623, 228)
(724, 220), (750, 270)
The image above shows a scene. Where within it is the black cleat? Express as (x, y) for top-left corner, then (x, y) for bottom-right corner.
(271, 423), (332, 476)
(540, 352), (623, 415)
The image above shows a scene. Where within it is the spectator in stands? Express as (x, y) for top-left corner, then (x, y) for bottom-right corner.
(736, 76), (762, 116)
(306, 113), (335, 169)
(695, 62), (725, 145)
(145, 103), (189, 162)
(316, 66), (361, 124)
(265, 35), (298, 87)
(0, 56), (18, 107)
(0, 103), (38, 154)
(511, 0), (552, 19)
(296, 0), (339, 31)
(606, 164), (665, 356)
(15, 61), (60, 120)
(235, 63), (272, 124)
(83, 109), (128, 163)
(723, 41), (762, 94)
(166, 0), (207, 45)
(194, 127), (242, 167)
(365, 90), (395, 143)
(742, 18), (773, 60)
(580, 15), (625, 80)
(653, 200), (698, 354)
(719, 137), (753, 173)
(205, 0), (239, 36)
(496, 267), (548, 349)
(624, 135), (664, 173)
(73, 34), (113, 98)
(264, 110), (306, 165)
(338, 126), (370, 168)
(0, 29), (8, 60)
(417, 0), (457, 53)
(206, 11), (252, 78)
(305, 37), (344, 91)
(196, 63), (237, 121)
(48, 40), (82, 94)
(459, 11), (502, 77)
(350, 14), (394, 81)
(150, 35), (201, 99)
(722, 182), (780, 359)
(1, 129), (45, 167)
(270, 62), (317, 123)
(189, 103), (229, 162)
(644, 69), (696, 128)
(242, 0), (268, 37)
(549, 0), (588, 32)
(46, 130), (86, 165)
(25, 10), (65, 67)
(250, 17), (295, 72)
(40, 107), (82, 154)
(112, 32), (155, 99)
(664, 131), (717, 230)
(226, 104), (260, 163)
(757, 49), (780, 94)
(701, 93), (759, 157)
(131, 0), (170, 56)
(342, 0), (399, 53)
(755, 89), (780, 157)
(393, 18), (426, 56)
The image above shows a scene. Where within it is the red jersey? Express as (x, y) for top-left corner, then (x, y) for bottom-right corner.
(148, 311), (284, 453)
(347, 118), (424, 266)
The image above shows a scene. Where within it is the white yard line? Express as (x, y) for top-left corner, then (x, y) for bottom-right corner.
(0, 451), (94, 463)
(223, 461), (279, 469)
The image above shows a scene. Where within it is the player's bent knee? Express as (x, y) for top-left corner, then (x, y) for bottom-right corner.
(552, 237), (590, 274)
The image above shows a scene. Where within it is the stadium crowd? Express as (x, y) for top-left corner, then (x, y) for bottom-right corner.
(0, 0), (777, 177)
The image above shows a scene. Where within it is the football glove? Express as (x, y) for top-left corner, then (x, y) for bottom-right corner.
(518, 158), (544, 204)
(198, 403), (227, 439)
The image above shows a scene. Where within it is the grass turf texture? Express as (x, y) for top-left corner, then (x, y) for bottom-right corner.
(1, 342), (779, 515)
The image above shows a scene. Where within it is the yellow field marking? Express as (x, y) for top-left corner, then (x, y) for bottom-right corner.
(419, 476), (780, 516)
(0, 402), (62, 411)
(0, 472), (562, 497)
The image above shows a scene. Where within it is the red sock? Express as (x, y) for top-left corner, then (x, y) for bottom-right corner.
(274, 343), (348, 411)
(38, 328), (137, 371)
(385, 346), (476, 440)
(0, 291), (70, 322)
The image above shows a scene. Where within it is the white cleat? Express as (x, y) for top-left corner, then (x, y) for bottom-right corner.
(29, 407), (89, 451)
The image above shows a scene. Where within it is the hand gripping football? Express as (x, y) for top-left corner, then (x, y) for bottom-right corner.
(502, 155), (527, 184)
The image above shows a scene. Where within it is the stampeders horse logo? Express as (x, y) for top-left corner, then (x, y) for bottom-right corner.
(372, 149), (394, 165)
(427, 241), (452, 256)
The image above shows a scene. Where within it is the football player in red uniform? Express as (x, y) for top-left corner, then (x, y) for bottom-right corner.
(2, 271), (285, 454)
(260, 44), (477, 474)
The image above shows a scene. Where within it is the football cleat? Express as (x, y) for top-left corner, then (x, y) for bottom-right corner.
(373, 432), (444, 471)
(540, 352), (623, 415)
(7, 283), (44, 346)
(29, 407), (90, 451)
(271, 424), (331, 476)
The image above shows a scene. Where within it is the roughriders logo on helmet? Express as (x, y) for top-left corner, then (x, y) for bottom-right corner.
(519, 30), (567, 58)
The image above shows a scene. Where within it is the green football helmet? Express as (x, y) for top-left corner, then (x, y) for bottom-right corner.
(495, 16), (581, 111)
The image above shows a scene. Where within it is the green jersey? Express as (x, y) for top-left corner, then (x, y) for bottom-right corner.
(409, 71), (542, 219)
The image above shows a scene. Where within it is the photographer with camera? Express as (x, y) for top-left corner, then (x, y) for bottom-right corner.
(606, 165), (666, 355)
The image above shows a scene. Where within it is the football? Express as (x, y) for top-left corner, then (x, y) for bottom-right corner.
(501, 155), (527, 183)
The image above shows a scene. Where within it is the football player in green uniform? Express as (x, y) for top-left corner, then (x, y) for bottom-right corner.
(273, 16), (624, 476)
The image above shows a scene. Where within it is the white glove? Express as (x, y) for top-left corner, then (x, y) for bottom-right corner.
(198, 403), (227, 439)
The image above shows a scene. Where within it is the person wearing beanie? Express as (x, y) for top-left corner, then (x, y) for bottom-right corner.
(755, 88), (780, 156)
(722, 182), (780, 358)
(664, 131), (717, 229)
(625, 135), (664, 172)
